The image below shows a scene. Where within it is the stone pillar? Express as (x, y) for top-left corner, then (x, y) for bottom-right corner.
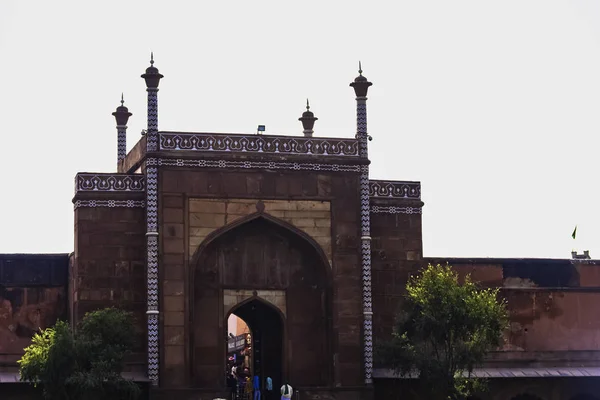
(141, 53), (163, 386)
(350, 64), (374, 385)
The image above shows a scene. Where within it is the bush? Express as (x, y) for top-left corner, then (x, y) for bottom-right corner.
(18, 308), (141, 400)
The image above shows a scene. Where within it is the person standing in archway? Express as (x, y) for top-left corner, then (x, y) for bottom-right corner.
(280, 384), (292, 400)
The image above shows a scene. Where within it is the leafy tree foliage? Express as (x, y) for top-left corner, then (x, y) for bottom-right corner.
(18, 308), (141, 400)
(377, 264), (508, 400)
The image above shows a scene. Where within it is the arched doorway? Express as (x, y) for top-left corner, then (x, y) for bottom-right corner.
(228, 298), (284, 391)
(191, 214), (332, 389)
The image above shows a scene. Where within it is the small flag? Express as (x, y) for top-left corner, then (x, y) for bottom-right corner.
(572, 225), (577, 240)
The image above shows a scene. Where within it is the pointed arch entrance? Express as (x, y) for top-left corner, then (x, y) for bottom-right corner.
(228, 297), (285, 389)
(191, 213), (332, 389)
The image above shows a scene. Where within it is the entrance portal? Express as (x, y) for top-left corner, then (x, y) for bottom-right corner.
(192, 214), (331, 388)
(228, 299), (284, 394)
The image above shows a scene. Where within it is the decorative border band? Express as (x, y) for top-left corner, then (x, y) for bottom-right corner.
(370, 205), (422, 214)
(369, 180), (420, 199)
(156, 158), (362, 172)
(159, 132), (360, 157)
(76, 173), (145, 192)
(73, 200), (145, 210)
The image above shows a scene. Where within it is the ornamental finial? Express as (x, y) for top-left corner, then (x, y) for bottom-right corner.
(299, 99), (317, 137)
(121, 93), (124, 106)
(150, 52), (154, 65)
(350, 61), (372, 97)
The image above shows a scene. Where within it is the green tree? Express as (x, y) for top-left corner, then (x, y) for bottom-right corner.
(18, 308), (141, 400)
(377, 263), (508, 400)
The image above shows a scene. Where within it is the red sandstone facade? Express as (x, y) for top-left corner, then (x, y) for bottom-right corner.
(0, 59), (599, 400)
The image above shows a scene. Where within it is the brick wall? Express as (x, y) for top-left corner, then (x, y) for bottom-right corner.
(73, 207), (146, 356)
(370, 208), (423, 343)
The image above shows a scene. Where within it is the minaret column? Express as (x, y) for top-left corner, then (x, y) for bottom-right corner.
(112, 94), (132, 164)
(350, 62), (374, 385)
(141, 53), (164, 387)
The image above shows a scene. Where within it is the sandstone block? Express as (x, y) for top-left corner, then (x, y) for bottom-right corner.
(190, 213), (225, 228)
(164, 345), (185, 367)
(164, 296), (185, 312)
(189, 227), (216, 239)
(164, 280), (185, 296)
(162, 196), (184, 208)
(164, 311), (185, 326)
(163, 208), (184, 223)
(189, 199), (226, 213)
(163, 238), (184, 255)
(296, 201), (330, 211)
(290, 218), (316, 228)
(164, 327), (185, 346)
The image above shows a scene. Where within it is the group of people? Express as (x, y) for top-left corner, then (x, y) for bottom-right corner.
(227, 362), (291, 400)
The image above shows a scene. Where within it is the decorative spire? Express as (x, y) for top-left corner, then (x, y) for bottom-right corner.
(350, 62), (372, 97)
(299, 99), (318, 137)
(142, 52), (164, 89)
(113, 94), (132, 164)
(113, 94), (132, 126)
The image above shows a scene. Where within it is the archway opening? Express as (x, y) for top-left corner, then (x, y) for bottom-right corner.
(193, 215), (331, 389)
(227, 298), (284, 397)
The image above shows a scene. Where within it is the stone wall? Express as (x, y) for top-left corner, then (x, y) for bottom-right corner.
(370, 209), (423, 342)
(187, 198), (332, 262)
(73, 207), (146, 355)
(159, 168), (363, 389)
(424, 258), (600, 364)
(0, 254), (68, 368)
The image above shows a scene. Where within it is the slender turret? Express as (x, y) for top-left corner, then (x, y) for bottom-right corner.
(141, 53), (163, 386)
(350, 61), (374, 385)
(112, 94), (132, 164)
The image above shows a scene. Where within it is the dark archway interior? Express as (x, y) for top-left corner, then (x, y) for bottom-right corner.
(232, 299), (283, 390)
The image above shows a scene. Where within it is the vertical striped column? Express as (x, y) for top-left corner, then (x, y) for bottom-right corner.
(145, 86), (160, 386)
(356, 97), (373, 384)
(112, 95), (132, 166)
(117, 125), (127, 162)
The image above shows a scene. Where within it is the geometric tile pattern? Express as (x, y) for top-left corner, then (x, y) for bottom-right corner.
(145, 87), (160, 386)
(146, 89), (159, 153)
(370, 205), (422, 214)
(75, 173), (145, 192)
(73, 199), (145, 209)
(156, 158), (361, 173)
(369, 180), (421, 199)
(159, 132), (360, 157)
(356, 98), (374, 385)
(117, 126), (127, 162)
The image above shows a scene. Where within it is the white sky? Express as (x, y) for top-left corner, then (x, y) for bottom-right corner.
(1, 0), (599, 258)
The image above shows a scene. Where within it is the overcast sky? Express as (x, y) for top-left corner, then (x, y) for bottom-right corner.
(1, 0), (599, 258)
